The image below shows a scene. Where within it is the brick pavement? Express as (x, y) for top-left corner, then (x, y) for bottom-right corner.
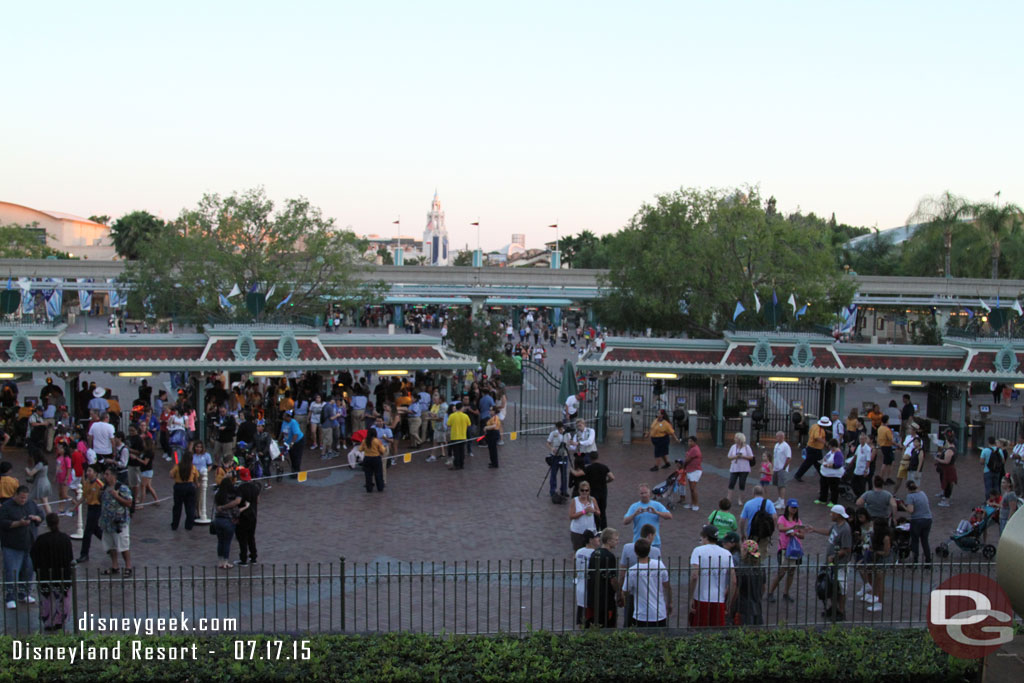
(1, 427), (997, 569)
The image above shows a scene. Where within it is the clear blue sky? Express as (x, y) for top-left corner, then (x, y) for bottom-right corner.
(2, 1), (1021, 252)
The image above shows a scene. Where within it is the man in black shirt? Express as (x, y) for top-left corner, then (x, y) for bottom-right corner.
(586, 527), (621, 628)
(137, 379), (152, 407)
(213, 406), (237, 463)
(235, 476), (261, 566)
(900, 394), (915, 439)
(235, 412), (258, 447)
(571, 451), (614, 531)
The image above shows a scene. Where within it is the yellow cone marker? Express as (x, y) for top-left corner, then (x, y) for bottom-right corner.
(510, 432), (517, 441)
(403, 453), (412, 463)
(297, 471), (307, 482)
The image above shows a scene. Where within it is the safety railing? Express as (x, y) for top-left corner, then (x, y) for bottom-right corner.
(1, 555), (997, 635)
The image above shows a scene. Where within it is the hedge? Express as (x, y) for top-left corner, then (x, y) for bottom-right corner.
(0, 629), (979, 682)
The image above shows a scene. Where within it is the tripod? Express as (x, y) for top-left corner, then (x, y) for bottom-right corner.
(537, 441), (572, 499)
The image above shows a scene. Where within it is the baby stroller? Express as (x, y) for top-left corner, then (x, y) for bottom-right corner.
(892, 516), (912, 561)
(652, 466), (684, 510)
(935, 506), (998, 560)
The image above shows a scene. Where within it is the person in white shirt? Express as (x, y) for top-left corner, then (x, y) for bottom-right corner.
(622, 538), (672, 627)
(831, 411), (845, 443)
(689, 525), (736, 627)
(852, 433), (874, 497)
(771, 431), (792, 508)
(564, 393), (580, 423)
(572, 419), (597, 460)
(618, 523), (662, 626)
(573, 529), (600, 625)
(88, 413), (116, 458)
(546, 422), (569, 500)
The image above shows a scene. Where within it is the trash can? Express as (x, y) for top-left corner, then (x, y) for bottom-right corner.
(622, 407), (634, 445)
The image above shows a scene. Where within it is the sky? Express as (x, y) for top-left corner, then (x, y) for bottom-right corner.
(3, 1), (1022, 252)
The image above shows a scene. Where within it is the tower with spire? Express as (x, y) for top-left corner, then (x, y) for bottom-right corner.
(421, 190), (449, 266)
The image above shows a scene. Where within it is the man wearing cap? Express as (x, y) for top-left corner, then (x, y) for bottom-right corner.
(721, 531), (741, 566)
(88, 387), (109, 418)
(622, 538), (671, 628)
(574, 529), (600, 625)
(807, 504), (853, 620)
(617, 523), (661, 626)
(689, 524), (735, 627)
(585, 527), (621, 628)
(793, 415), (830, 482)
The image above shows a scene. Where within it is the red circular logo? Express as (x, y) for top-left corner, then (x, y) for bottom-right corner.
(927, 573), (1015, 659)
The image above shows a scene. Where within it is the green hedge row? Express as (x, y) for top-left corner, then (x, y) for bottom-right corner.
(0, 629), (978, 682)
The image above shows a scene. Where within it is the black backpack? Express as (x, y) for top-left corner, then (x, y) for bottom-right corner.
(988, 448), (1005, 475)
(750, 498), (775, 540)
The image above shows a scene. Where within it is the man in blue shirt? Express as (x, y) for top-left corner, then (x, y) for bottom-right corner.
(320, 398), (338, 458)
(739, 485), (777, 555)
(406, 398), (425, 448)
(622, 484), (672, 548)
(280, 410), (305, 479)
(478, 391), (495, 424)
(350, 392), (368, 433)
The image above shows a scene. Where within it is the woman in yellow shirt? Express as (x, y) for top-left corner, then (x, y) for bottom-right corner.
(484, 406), (502, 469)
(359, 428), (388, 493)
(644, 409), (679, 472)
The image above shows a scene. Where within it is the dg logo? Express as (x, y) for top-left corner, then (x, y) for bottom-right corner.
(928, 573), (1015, 659)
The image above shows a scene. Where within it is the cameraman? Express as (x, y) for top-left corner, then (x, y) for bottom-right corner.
(546, 422), (570, 501)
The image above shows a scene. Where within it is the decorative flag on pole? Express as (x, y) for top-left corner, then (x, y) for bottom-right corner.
(772, 290), (778, 307)
(219, 294), (234, 310)
(227, 284), (241, 299)
(77, 279), (92, 313)
(392, 220), (400, 225)
(43, 279), (62, 320)
(963, 308), (974, 320)
(753, 291), (762, 313)
(677, 299), (689, 315)
(1014, 300), (1024, 317)
(470, 222), (480, 226)
(275, 291), (293, 310)
(248, 283), (260, 294)
(21, 289), (34, 314)
(979, 298), (991, 312)
(17, 278), (31, 292)
(840, 304), (857, 334)
(795, 304), (808, 319)
(788, 293), (797, 314)
(733, 301), (746, 321)
(264, 284), (276, 302)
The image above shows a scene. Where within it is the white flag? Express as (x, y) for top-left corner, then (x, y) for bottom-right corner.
(1014, 300), (1023, 317)
(753, 291), (761, 313)
(788, 293), (797, 313)
(227, 283), (242, 299)
(978, 298), (991, 313)
(264, 284), (276, 303)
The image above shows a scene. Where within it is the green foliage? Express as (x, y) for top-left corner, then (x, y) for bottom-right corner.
(377, 246), (394, 265)
(124, 187), (380, 323)
(559, 230), (615, 268)
(597, 186), (857, 336)
(492, 353), (522, 385)
(0, 630), (979, 682)
(972, 201), (1024, 279)
(452, 249), (474, 266)
(108, 210), (167, 260)
(88, 214), (111, 226)
(0, 223), (70, 259)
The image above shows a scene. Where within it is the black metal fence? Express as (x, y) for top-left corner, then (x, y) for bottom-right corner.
(1, 556), (997, 635)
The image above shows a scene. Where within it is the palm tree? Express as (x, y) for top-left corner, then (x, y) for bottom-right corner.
(972, 201), (1024, 279)
(908, 191), (971, 278)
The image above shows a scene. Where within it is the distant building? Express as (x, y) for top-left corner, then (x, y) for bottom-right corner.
(422, 191), (449, 265)
(510, 233), (526, 247)
(0, 200), (114, 259)
(362, 234), (422, 263)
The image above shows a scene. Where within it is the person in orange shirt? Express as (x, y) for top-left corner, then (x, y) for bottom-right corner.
(644, 409), (680, 472)
(794, 416), (830, 482)
(866, 404), (884, 436)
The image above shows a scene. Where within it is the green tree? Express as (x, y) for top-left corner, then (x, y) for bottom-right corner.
(88, 214), (111, 225)
(971, 201), (1024, 279)
(597, 186), (856, 336)
(452, 249), (474, 266)
(560, 230), (613, 268)
(839, 230), (903, 276)
(377, 247), (394, 265)
(109, 210), (168, 260)
(0, 223), (70, 258)
(125, 187), (380, 323)
(907, 191), (972, 278)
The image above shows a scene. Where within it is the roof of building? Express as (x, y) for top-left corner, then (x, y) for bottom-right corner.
(0, 201), (108, 228)
(578, 331), (1024, 382)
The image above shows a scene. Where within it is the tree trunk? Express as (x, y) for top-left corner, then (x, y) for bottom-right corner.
(944, 227), (952, 278)
(992, 239), (1001, 280)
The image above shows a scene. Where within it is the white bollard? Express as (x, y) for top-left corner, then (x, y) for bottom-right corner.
(70, 488), (84, 540)
(195, 468), (211, 525)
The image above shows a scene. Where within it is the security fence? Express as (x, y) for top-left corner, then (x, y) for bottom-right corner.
(1, 556), (997, 636)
